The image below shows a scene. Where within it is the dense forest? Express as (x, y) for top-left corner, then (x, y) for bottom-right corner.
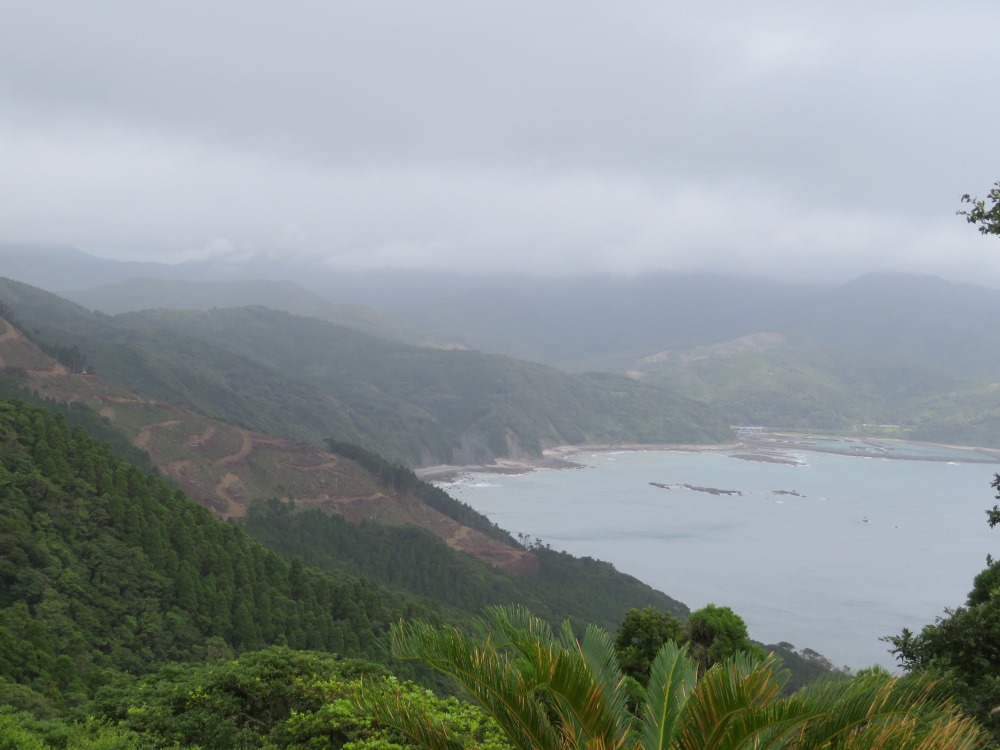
(3, 394), (997, 747)
(0, 398), (692, 747)
(243, 499), (687, 633)
(0, 400), (402, 696)
(0, 397), (497, 747)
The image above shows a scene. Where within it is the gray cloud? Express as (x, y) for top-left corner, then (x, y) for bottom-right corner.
(1, 1), (998, 284)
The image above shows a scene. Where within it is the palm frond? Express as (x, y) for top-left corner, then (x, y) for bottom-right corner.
(488, 605), (557, 651)
(492, 609), (633, 750)
(362, 609), (988, 750)
(356, 681), (467, 750)
(579, 623), (633, 733)
(639, 641), (697, 750)
(788, 672), (988, 750)
(706, 698), (817, 750)
(387, 617), (562, 750)
(676, 651), (796, 750)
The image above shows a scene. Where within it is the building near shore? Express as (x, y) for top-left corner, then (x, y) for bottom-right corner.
(731, 425), (766, 435)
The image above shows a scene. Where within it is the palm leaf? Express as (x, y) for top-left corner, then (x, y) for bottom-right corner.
(491, 607), (633, 750)
(787, 671), (987, 749)
(578, 623), (634, 735)
(639, 641), (697, 750)
(356, 682), (467, 750)
(386, 617), (562, 750)
(676, 651), (801, 750)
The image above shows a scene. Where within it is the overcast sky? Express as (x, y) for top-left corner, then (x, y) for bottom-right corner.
(1, 1), (998, 284)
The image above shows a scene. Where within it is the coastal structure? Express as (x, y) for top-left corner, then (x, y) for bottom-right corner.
(730, 425), (766, 435)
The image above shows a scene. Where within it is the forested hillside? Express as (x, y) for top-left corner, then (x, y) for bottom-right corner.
(19, 264), (1000, 447)
(0, 397), (698, 748)
(0, 396), (680, 695)
(2, 266), (981, 747)
(31, 262), (1000, 447)
(118, 306), (731, 462)
(0, 319), (690, 621)
(0, 277), (733, 466)
(633, 333), (965, 433)
(243, 499), (687, 633)
(0, 399), (398, 712)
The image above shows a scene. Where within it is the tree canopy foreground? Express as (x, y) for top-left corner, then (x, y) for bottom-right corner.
(959, 181), (1000, 237)
(362, 605), (986, 750)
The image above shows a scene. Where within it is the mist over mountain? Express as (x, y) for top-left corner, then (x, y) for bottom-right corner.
(62, 277), (407, 342)
(4, 243), (531, 310)
(13, 245), (999, 371)
(7, 245), (1000, 446)
(12, 244), (1000, 379)
(0, 244), (181, 291)
(801, 273), (1000, 376)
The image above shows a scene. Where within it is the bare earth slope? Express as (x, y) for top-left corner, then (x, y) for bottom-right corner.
(0, 316), (535, 573)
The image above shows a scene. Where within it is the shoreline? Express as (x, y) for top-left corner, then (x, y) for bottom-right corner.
(417, 441), (746, 481)
(755, 433), (1000, 464)
(417, 434), (1000, 482)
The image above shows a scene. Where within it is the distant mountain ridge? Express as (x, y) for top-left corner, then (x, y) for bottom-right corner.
(8, 245), (1000, 445)
(62, 277), (408, 343)
(0, 244), (179, 291)
(392, 271), (1000, 375)
(388, 272), (1000, 445)
(2, 243), (542, 309)
(11, 245), (1000, 374)
(801, 272), (1000, 377)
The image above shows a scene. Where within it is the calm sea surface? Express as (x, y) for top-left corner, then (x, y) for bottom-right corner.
(442, 445), (999, 670)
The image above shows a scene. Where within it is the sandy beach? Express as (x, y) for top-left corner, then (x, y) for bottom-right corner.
(416, 441), (743, 481)
(416, 433), (1000, 482)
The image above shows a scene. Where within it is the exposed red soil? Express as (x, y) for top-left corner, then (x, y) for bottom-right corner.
(0, 316), (533, 574)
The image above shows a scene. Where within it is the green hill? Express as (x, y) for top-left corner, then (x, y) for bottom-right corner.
(23, 268), (1000, 447)
(0, 398), (394, 712)
(632, 333), (965, 434)
(0, 278), (733, 465)
(0, 397), (690, 714)
(112, 306), (732, 462)
(0, 310), (689, 623)
(242, 497), (687, 634)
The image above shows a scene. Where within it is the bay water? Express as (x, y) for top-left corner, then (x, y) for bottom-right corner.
(443, 445), (999, 670)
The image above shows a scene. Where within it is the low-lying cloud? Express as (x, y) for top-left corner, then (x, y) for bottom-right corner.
(0, 1), (997, 285)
